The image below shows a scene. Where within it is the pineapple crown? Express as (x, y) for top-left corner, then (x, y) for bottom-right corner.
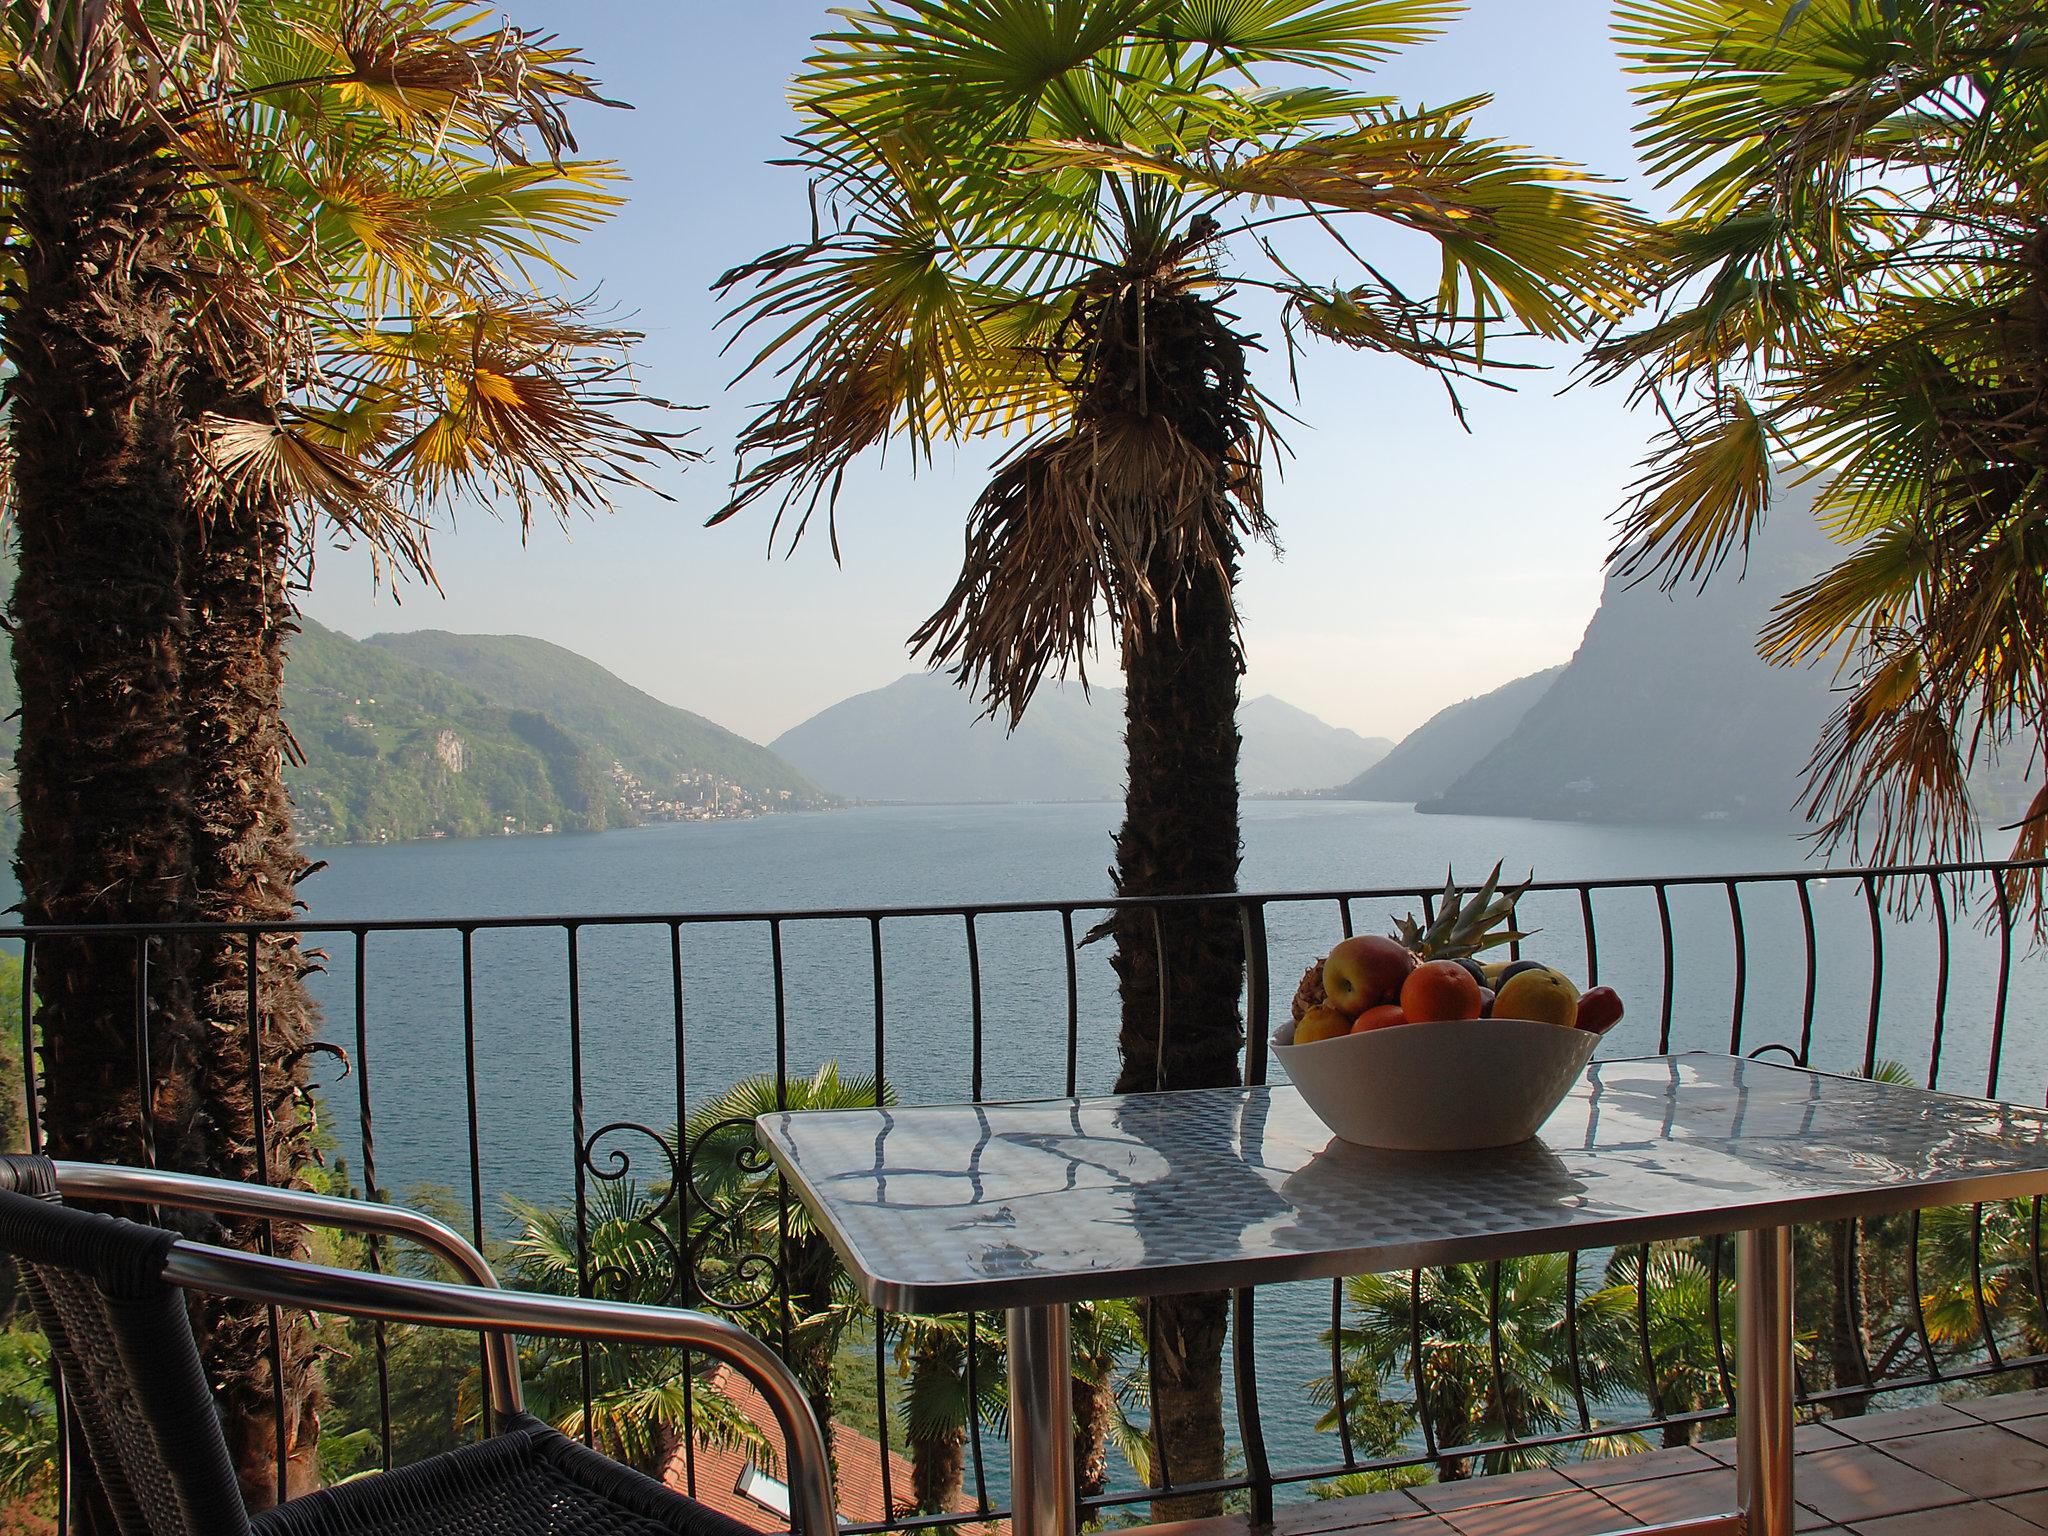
(1392, 863), (1535, 960)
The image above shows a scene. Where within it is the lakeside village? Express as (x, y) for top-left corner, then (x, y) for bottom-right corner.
(606, 761), (802, 825)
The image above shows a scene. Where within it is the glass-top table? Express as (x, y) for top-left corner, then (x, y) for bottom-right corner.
(756, 1055), (2048, 1536)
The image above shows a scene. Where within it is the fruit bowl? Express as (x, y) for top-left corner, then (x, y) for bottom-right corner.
(1270, 1015), (1597, 1151)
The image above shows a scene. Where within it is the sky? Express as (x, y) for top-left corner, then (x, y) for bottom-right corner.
(299, 0), (1676, 747)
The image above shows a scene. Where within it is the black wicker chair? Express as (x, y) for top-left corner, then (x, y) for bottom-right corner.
(0, 1155), (836, 1536)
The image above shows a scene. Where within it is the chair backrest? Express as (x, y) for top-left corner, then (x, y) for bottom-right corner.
(0, 1154), (251, 1536)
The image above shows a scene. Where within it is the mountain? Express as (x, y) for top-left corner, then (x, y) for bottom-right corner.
(1334, 668), (1562, 805)
(284, 619), (632, 844)
(283, 622), (826, 845)
(1425, 495), (1840, 825)
(1239, 696), (1391, 794)
(365, 631), (823, 801)
(770, 672), (1386, 803)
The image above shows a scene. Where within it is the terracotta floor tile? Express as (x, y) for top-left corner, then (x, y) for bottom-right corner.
(1991, 1489), (2048, 1528)
(1563, 1445), (1721, 1487)
(1880, 1425), (2048, 1500)
(1123, 1518), (1249, 1536)
(1964, 1389), (2048, 1424)
(1832, 1404), (1977, 1443)
(1592, 1467), (1739, 1525)
(1794, 1446), (1971, 1525)
(1273, 1489), (1426, 1532)
(1437, 1490), (1627, 1536)
(1999, 1416), (2048, 1451)
(1698, 1421), (1852, 1464)
(1409, 1469), (1575, 1513)
(1847, 1503), (2042, 1535)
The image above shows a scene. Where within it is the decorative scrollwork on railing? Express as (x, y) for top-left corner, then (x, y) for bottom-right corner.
(676, 1112), (788, 1316)
(578, 1120), (687, 1307)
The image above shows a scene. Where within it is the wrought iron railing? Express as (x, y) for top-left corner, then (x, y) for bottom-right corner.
(7, 855), (2046, 1529)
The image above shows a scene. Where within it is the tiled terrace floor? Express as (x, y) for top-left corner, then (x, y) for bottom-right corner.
(1140, 1389), (2048, 1536)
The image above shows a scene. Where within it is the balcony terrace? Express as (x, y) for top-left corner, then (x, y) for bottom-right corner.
(7, 856), (2047, 1534)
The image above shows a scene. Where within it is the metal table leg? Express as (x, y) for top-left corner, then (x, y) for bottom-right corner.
(1596, 1229), (1795, 1536)
(1738, 1226), (1796, 1536)
(1008, 1303), (1076, 1536)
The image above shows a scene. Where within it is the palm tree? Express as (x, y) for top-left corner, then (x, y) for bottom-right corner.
(716, 4), (1638, 1509)
(1587, 1243), (1737, 1448)
(889, 1295), (1149, 1513)
(1, 1), (679, 1496)
(684, 1063), (895, 1462)
(507, 1181), (764, 1477)
(887, 1309), (1007, 1514)
(1590, 0), (2048, 923)
(1070, 1297), (1150, 1503)
(1325, 1255), (1638, 1480)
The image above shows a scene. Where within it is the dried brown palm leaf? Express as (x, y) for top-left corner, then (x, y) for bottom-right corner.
(194, 409), (431, 582)
(2001, 780), (2048, 941)
(374, 296), (693, 530)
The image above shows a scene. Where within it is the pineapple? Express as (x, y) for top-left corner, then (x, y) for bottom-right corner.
(1289, 960), (1328, 1022)
(1392, 863), (1534, 961)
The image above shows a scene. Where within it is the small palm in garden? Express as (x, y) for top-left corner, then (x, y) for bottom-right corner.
(507, 1180), (765, 1477)
(684, 1063), (894, 1460)
(1325, 1253), (1635, 1479)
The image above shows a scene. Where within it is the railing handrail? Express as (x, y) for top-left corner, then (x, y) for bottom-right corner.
(0, 854), (2039, 936)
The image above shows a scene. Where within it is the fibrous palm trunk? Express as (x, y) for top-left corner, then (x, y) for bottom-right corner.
(179, 369), (327, 1503)
(1112, 547), (1245, 1522)
(1827, 1219), (1873, 1417)
(1072, 1372), (1113, 1503)
(5, 105), (200, 1532)
(908, 1376), (966, 1515)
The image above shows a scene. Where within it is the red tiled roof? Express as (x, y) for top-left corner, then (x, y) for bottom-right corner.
(662, 1365), (988, 1532)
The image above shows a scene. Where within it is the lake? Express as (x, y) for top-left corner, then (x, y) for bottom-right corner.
(290, 800), (2048, 1500)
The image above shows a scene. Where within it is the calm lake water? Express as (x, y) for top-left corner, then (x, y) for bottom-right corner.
(290, 800), (2048, 1496)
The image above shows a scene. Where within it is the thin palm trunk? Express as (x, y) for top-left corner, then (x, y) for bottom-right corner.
(1072, 1374), (1112, 1503)
(907, 1336), (966, 1516)
(1827, 1219), (1873, 1417)
(178, 369), (327, 1502)
(4, 104), (199, 1530)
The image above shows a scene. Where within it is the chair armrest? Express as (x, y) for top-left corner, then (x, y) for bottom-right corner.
(54, 1161), (522, 1413)
(161, 1238), (837, 1536)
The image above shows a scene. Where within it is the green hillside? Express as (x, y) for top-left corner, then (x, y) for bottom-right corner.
(284, 619), (631, 844)
(364, 630), (825, 802)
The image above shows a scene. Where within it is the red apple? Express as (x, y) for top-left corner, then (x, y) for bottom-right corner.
(1321, 935), (1417, 1015)
(1576, 986), (1625, 1035)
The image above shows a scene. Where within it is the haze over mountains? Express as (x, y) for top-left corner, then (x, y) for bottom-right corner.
(213, 487), (2044, 845)
(1337, 668), (1564, 807)
(1422, 508), (1842, 825)
(1343, 488), (2038, 827)
(769, 673), (1392, 803)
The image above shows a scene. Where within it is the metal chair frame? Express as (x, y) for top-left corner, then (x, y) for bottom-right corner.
(43, 1161), (837, 1536)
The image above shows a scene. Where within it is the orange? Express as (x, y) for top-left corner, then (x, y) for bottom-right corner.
(1351, 1004), (1409, 1032)
(1398, 960), (1484, 1023)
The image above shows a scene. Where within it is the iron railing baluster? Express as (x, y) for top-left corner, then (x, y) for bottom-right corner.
(1796, 879), (1819, 1067)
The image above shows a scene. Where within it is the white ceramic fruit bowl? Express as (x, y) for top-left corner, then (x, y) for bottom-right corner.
(1269, 1015), (1597, 1151)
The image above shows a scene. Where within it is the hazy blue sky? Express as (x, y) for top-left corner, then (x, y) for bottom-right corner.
(300, 0), (1678, 744)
